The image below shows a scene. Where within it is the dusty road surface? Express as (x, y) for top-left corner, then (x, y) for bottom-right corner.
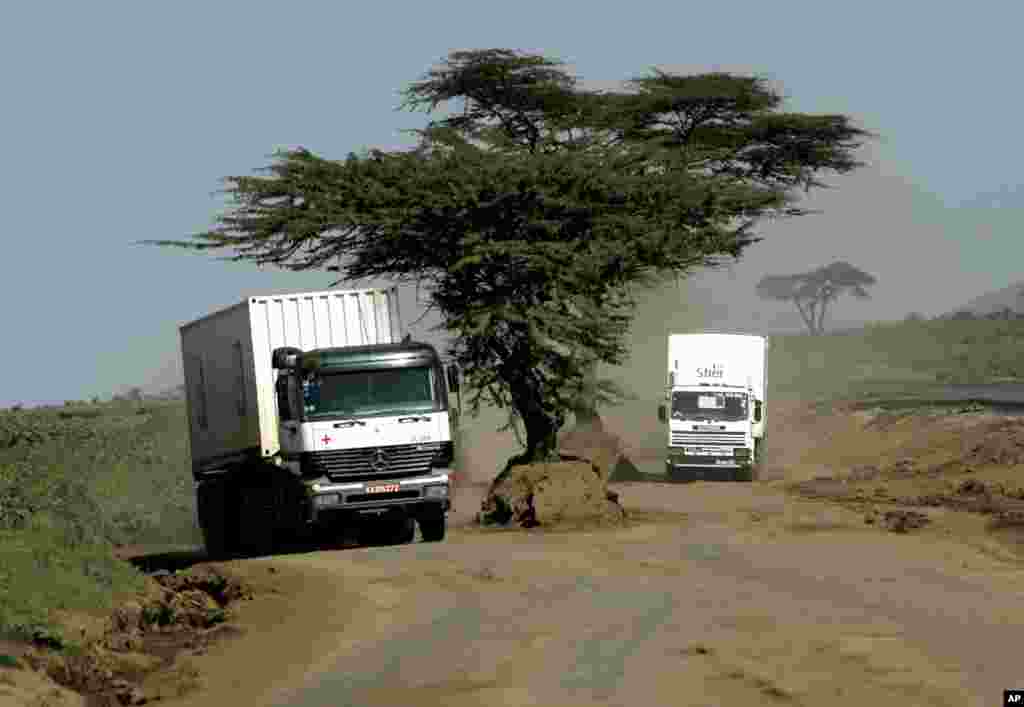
(139, 401), (1024, 707)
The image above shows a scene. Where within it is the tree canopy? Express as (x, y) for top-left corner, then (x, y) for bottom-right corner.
(756, 261), (877, 334)
(146, 48), (871, 468)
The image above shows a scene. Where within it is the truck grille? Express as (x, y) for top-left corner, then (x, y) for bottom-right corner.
(302, 443), (447, 482)
(671, 431), (746, 446)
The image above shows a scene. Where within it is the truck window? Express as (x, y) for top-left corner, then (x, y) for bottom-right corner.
(671, 391), (748, 422)
(305, 365), (435, 418)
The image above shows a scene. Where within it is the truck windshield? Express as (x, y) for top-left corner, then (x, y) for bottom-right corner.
(671, 391), (748, 422)
(302, 366), (435, 418)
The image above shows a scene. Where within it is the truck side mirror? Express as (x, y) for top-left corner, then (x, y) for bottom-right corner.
(754, 400), (763, 422)
(657, 404), (667, 423)
(446, 365), (460, 393)
(272, 347), (303, 370)
(275, 373), (294, 421)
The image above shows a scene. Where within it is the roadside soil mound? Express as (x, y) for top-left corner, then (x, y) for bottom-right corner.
(4, 563), (253, 707)
(786, 404), (1024, 537)
(475, 418), (639, 529)
(479, 459), (626, 529)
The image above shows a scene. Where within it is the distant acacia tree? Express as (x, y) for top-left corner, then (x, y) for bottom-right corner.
(986, 306), (1016, 321)
(147, 48), (870, 468)
(756, 261), (876, 335)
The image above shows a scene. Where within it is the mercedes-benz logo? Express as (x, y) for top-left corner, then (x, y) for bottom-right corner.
(369, 448), (389, 472)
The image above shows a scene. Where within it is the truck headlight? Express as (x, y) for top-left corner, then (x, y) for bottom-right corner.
(425, 485), (448, 499)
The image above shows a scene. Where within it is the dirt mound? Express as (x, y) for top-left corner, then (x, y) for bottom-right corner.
(479, 460), (626, 528)
(864, 508), (931, 533)
(960, 421), (1024, 466)
(12, 563), (253, 707)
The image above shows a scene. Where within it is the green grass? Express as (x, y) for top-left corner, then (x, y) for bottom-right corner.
(0, 400), (198, 646)
(768, 319), (1024, 402)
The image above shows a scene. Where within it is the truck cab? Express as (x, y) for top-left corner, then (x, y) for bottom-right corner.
(657, 332), (767, 481)
(272, 341), (458, 541)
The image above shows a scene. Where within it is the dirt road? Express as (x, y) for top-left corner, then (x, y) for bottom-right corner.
(156, 490), (1021, 706)
(127, 401), (1024, 707)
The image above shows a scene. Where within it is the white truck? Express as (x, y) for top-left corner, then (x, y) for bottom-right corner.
(180, 286), (460, 557)
(657, 332), (768, 481)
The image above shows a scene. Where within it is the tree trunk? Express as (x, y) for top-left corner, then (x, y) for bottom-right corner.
(812, 293), (832, 334)
(794, 298), (818, 335)
(499, 366), (564, 475)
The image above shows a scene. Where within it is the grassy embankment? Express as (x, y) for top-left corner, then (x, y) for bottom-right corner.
(768, 318), (1024, 401)
(3, 317), (1024, 648)
(0, 401), (199, 648)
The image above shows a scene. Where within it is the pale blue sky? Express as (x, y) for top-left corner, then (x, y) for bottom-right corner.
(2, 0), (1021, 407)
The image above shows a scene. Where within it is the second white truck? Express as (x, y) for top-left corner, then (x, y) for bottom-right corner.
(657, 331), (768, 481)
(180, 286), (460, 557)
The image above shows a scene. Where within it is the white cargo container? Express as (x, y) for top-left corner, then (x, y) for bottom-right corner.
(180, 287), (402, 473)
(179, 287), (458, 557)
(657, 331), (768, 481)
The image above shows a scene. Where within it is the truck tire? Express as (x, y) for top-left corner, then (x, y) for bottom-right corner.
(236, 483), (276, 556)
(418, 508), (446, 543)
(201, 518), (230, 559)
(197, 481), (238, 560)
(751, 438), (765, 481)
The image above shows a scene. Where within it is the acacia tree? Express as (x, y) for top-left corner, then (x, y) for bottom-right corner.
(756, 261), (877, 334)
(147, 49), (870, 469)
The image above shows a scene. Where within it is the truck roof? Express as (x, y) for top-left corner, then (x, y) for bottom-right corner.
(670, 330), (769, 341)
(310, 340), (440, 357)
(178, 286), (398, 332)
(303, 340), (443, 371)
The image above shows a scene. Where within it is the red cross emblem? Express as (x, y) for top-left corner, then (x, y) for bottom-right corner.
(321, 435), (332, 445)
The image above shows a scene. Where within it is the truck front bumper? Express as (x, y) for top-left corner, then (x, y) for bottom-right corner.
(666, 450), (752, 480)
(305, 470), (451, 522)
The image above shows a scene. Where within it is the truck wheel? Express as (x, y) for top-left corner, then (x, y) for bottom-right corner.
(751, 438), (765, 481)
(201, 512), (236, 559)
(198, 481), (237, 560)
(237, 484), (276, 556)
(419, 508), (446, 543)
(201, 519), (230, 559)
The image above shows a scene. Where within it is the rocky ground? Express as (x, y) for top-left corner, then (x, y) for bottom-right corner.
(6, 398), (1024, 706)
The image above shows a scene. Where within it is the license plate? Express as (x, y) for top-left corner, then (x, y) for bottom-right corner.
(715, 459), (734, 466)
(366, 484), (400, 494)
(685, 447), (726, 457)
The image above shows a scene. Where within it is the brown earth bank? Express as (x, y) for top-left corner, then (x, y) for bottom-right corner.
(0, 562), (258, 707)
(8, 398), (1024, 706)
